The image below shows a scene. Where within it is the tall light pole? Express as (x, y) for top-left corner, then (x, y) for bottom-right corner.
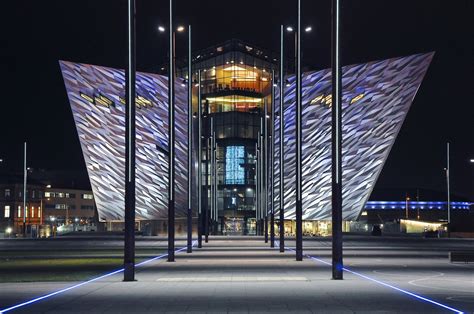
(207, 116), (214, 242)
(186, 24), (193, 253)
(264, 98), (269, 243)
(124, 0), (136, 282)
(331, 0), (343, 280)
(197, 69), (203, 248)
(256, 135), (260, 235)
(259, 117), (264, 236)
(23, 142), (27, 237)
(167, 0), (176, 263)
(270, 69), (276, 248)
(295, 0), (303, 262)
(279, 24), (285, 253)
(213, 131), (218, 234)
(446, 142), (451, 228)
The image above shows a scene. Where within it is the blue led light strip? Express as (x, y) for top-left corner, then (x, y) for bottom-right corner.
(0, 241), (196, 313)
(275, 242), (464, 314)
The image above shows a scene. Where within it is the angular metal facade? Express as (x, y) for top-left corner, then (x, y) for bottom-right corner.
(61, 52), (433, 222)
(273, 53), (434, 221)
(60, 61), (189, 220)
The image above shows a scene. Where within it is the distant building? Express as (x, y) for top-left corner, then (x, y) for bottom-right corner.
(0, 177), (97, 236)
(358, 200), (473, 234)
(42, 188), (97, 227)
(0, 180), (45, 235)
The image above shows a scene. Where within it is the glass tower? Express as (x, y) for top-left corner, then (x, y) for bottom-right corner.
(188, 39), (277, 235)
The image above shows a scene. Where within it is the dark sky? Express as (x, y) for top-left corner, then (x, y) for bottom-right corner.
(1, 0), (473, 200)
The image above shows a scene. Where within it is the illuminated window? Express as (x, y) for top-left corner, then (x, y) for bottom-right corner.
(45, 192), (51, 198)
(82, 194), (93, 200)
(310, 95), (324, 105)
(25, 207), (28, 218)
(31, 207), (35, 218)
(225, 146), (245, 184)
(4, 206), (10, 218)
(18, 206), (21, 218)
(350, 93), (364, 104)
(38, 208), (41, 218)
(79, 92), (94, 103)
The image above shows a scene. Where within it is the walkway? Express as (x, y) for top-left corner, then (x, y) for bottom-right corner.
(0, 237), (472, 313)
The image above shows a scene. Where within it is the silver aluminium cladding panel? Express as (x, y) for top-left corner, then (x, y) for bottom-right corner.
(60, 61), (189, 221)
(273, 53), (434, 221)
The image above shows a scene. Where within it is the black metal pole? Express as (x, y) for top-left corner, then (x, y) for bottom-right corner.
(186, 24), (193, 254)
(279, 24), (285, 253)
(124, 0), (136, 281)
(295, 0), (303, 262)
(256, 134), (260, 235)
(264, 99), (268, 243)
(167, 0), (175, 263)
(270, 70), (275, 248)
(331, 0), (343, 280)
(259, 118), (264, 236)
(206, 117), (213, 243)
(205, 135), (210, 235)
(197, 69), (203, 248)
(23, 142), (27, 237)
(213, 133), (218, 235)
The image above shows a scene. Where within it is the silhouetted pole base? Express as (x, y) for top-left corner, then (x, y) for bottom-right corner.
(205, 210), (209, 243)
(167, 201), (175, 262)
(270, 213), (275, 248)
(264, 216), (268, 243)
(198, 213), (203, 248)
(295, 199), (303, 261)
(187, 208), (192, 253)
(123, 263), (135, 281)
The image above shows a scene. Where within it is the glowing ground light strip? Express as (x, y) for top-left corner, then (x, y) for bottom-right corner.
(276, 242), (464, 314)
(0, 241), (196, 313)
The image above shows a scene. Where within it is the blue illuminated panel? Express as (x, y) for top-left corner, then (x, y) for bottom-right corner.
(365, 201), (471, 210)
(225, 146), (245, 184)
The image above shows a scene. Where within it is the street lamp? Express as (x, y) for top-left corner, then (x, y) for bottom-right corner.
(279, 24), (285, 253)
(123, 0), (136, 282)
(470, 159), (474, 163)
(405, 196), (410, 219)
(284, 13), (313, 261)
(157, 21), (193, 255)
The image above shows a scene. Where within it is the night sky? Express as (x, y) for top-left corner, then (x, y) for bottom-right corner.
(1, 0), (472, 200)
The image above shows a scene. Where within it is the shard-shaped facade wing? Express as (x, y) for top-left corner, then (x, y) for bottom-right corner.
(59, 61), (189, 221)
(274, 53), (434, 221)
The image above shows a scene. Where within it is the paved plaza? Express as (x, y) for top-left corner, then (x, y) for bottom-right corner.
(0, 236), (473, 313)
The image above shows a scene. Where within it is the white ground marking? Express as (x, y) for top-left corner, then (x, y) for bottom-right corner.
(409, 274), (474, 294)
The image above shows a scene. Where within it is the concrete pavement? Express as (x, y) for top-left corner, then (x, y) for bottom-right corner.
(0, 236), (472, 313)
